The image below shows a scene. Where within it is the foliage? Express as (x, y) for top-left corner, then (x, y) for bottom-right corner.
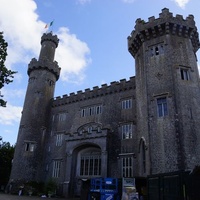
(45, 178), (57, 195)
(0, 140), (15, 187)
(0, 32), (17, 107)
(24, 181), (45, 196)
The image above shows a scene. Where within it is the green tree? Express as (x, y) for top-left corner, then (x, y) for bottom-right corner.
(0, 139), (15, 188)
(0, 32), (17, 107)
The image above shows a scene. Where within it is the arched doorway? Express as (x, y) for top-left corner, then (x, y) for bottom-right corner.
(71, 145), (102, 197)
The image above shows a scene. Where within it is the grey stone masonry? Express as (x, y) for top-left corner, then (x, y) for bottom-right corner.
(128, 7), (200, 176)
(128, 8), (200, 58)
(10, 32), (60, 184)
(9, 8), (200, 198)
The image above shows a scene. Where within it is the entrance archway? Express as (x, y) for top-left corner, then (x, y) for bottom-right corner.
(70, 145), (102, 197)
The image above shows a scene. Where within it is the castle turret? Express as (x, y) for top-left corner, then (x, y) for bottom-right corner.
(10, 32), (60, 183)
(128, 8), (200, 176)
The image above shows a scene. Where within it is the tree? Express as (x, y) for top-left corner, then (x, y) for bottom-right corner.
(0, 32), (17, 107)
(0, 140), (15, 189)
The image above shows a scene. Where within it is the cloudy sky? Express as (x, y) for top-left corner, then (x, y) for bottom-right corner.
(0, 0), (200, 145)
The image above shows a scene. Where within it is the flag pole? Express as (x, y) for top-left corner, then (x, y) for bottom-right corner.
(44, 20), (55, 33)
(49, 20), (54, 33)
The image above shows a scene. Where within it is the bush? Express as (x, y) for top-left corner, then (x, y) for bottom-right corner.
(45, 178), (57, 197)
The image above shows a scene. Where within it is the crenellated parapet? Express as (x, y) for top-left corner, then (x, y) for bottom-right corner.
(52, 76), (135, 107)
(28, 58), (61, 80)
(128, 8), (200, 57)
(41, 32), (59, 47)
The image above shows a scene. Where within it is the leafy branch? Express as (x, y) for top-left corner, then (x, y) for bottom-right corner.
(0, 32), (17, 107)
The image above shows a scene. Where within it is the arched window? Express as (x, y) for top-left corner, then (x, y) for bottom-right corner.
(78, 148), (101, 177)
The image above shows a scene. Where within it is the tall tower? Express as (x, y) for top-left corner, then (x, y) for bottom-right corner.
(10, 32), (60, 182)
(128, 8), (200, 176)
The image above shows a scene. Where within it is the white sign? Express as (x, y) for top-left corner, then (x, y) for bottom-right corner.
(123, 178), (135, 187)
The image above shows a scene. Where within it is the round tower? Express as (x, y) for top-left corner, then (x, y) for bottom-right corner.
(128, 8), (200, 176)
(10, 32), (60, 182)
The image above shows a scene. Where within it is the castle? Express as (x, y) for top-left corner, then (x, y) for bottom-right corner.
(9, 8), (200, 197)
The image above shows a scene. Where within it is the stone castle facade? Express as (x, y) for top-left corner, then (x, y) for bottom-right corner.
(10, 8), (200, 197)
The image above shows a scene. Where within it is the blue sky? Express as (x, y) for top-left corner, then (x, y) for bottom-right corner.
(0, 0), (200, 145)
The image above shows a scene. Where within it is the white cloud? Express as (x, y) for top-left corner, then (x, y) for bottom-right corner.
(0, 0), (43, 68)
(1, 88), (25, 100)
(0, 0), (92, 126)
(12, 73), (23, 84)
(0, 104), (22, 125)
(56, 27), (91, 83)
(173, 0), (190, 9)
(0, 0), (91, 83)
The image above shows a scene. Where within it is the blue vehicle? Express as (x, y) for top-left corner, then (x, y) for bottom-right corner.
(88, 178), (121, 200)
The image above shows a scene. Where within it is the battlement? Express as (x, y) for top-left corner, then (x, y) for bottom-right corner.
(28, 58), (61, 80)
(128, 8), (200, 57)
(52, 76), (135, 107)
(41, 32), (59, 47)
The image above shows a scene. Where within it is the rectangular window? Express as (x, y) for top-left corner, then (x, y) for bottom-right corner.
(88, 106), (95, 116)
(81, 108), (86, 117)
(52, 115), (55, 122)
(88, 127), (93, 134)
(56, 134), (63, 146)
(81, 105), (102, 117)
(58, 113), (66, 121)
(97, 126), (101, 133)
(52, 160), (61, 178)
(180, 68), (190, 80)
(25, 142), (35, 152)
(80, 154), (101, 176)
(122, 124), (133, 139)
(157, 97), (168, 117)
(96, 105), (102, 114)
(122, 157), (133, 178)
(29, 144), (35, 152)
(149, 43), (164, 57)
(121, 99), (132, 109)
